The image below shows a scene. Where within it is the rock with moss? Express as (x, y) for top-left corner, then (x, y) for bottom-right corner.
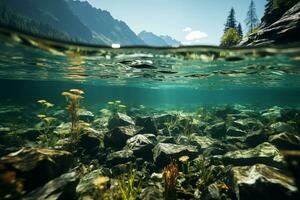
(221, 142), (284, 168)
(230, 164), (298, 200)
(0, 147), (73, 192)
(108, 113), (135, 130)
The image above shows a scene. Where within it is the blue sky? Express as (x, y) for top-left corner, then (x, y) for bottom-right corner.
(86, 0), (266, 45)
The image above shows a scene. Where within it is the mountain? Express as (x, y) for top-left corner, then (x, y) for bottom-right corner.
(160, 35), (181, 47)
(138, 31), (169, 47)
(2, 0), (93, 43)
(66, 0), (145, 45)
(1, 0), (145, 45)
(138, 31), (181, 47)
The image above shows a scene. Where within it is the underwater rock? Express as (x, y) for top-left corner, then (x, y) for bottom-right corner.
(244, 130), (268, 147)
(140, 186), (164, 200)
(202, 182), (226, 200)
(230, 164), (298, 200)
(215, 106), (239, 119)
(156, 135), (176, 144)
(104, 125), (139, 149)
(222, 142), (284, 168)
(204, 143), (239, 157)
(269, 132), (300, 150)
(108, 112), (135, 130)
(153, 114), (177, 129)
(23, 172), (79, 200)
(126, 134), (156, 160)
(233, 118), (263, 130)
(153, 143), (198, 168)
(78, 110), (95, 122)
(261, 107), (282, 122)
(270, 122), (296, 134)
(136, 116), (158, 134)
(16, 128), (41, 141)
(76, 169), (111, 200)
(226, 126), (246, 137)
(0, 147), (73, 192)
(204, 122), (226, 138)
(188, 135), (216, 151)
(106, 149), (135, 166)
(78, 129), (101, 154)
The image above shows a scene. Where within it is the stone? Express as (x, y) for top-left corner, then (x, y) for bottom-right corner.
(233, 118), (263, 130)
(78, 110), (95, 122)
(270, 122), (296, 134)
(78, 129), (100, 154)
(153, 143), (198, 168)
(23, 172), (79, 200)
(189, 135), (216, 151)
(226, 126), (246, 137)
(154, 114), (177, 129)
(244, 130), (268, 147)
(136, 116), (157, 134)
(126, 134), (156, 160)
(16, 128), (41, 141)
(104, 125), (139, 149)
(108, 113), (135, 130)
(222, 142), (284, 168)
(0, 148), (73, 192)
(230, 164), (297, 200)
(140, 186), (163, 200)
(106, 149), (135, 166)
(269, 132), (300, 150)
(76, 169), (111, 200)
(204, 122), (226, 138)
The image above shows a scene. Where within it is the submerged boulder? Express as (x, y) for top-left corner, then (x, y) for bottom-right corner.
(0, 148), (73, 192)
(244, 130), (268, 147)
(104, 125), (139, 149)
(106, 149), (135, 166)
(108, 113), (135, 130)
(233, 118), (263, 130)
(270, 122), (296, 134)
(78, 129), (101, 154)
(230, 164), (297, 200)
(222, 142), (284, 168)
(136, 116), (158, 134)
(269, 132), (300, 150)
(76, 169), (111, 200)
(153, 143), (198, 168)
(204, 122), (226, 138)
(23, 172), (79, 200)
(126, 134), (156, 160)
(78, 110), (95, 122)
(226, 126), (246, 137)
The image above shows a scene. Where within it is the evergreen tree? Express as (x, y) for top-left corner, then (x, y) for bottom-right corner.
(224, 8), (237, 32)
(220, 28), (242, 47)
(245, 0), (259, 33)
(237, 23), (243, 37)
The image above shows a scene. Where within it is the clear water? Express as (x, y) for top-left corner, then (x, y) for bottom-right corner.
(0, 28), (300, 110)
(1, 28), (300, 199)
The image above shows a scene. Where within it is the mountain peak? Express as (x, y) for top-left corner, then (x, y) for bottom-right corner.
(138, 31), (181, 47)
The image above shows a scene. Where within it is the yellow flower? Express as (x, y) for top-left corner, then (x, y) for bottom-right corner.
(70, 89), (84, 95)
(179, 155), (190, 163)
(37, 114), (46, 119)
(93, 176), (110, 190)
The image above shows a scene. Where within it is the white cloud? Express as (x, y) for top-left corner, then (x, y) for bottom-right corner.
(185, 31), (208, 41)
(182, 27), (192, 32)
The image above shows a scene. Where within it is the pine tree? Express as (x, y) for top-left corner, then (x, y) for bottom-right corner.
(237, 23), (243, 37)
(245, 0), (259, 33)
(224, 8), (237, 33)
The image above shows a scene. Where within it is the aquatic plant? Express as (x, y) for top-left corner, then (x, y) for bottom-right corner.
(179, 155), (190, 174)
(107, 100), (127, 115)
(163, 159), (178, 200)
(116, 168), (141, 200)
(164, 116), (180, 136)
(194, 156), (213, 190)
(37, 100), (57, 146)
(61, 89), (86, 143)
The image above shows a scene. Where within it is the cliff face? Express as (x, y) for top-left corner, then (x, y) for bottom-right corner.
(239, 2), (300, 46)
